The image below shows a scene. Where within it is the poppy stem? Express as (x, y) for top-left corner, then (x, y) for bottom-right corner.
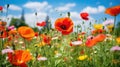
(113, 16), (116, 35)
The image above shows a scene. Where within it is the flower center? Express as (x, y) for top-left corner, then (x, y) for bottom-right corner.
(60, 25), (67, 30)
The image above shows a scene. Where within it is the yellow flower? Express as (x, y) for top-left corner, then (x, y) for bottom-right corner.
(78, 55), (88, 60)
(93, 24), (103, 30)
(35, 41), (45, 47)
(107, 24), (114, 32)
(116, 37), (120, 44)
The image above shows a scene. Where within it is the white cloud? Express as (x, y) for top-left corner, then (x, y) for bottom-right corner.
(8, 4), (22, 11)
(24, 12), (47, 27)
(55, 3), (76, 11)
(23, 1), (52, 11)
(81, 5), (106, 14)
(69, 12), (95, 32)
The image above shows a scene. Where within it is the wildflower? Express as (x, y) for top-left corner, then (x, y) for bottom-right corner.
(91, 29), (105, 34)
(78, 55), (88, 60)
(8, 50), (32, 67)
(1, 48), (14, 54)
(94, 34), (106, 42)
(36, 21), (46, 27)
(18, 26), (35, 40)
(70, 41), (82, 46)
(37, 56), (47, 61)
(8, 29), (17, 35)
(8, 26), (15, 30)
(0, 6), (3, 11)
(86, 34), (106, 47)
(107, 24), (114, 32)
(86, 38), (97, 47)
(55, 17), (74, 35)
(35, 41), (45, 47)
(116, 37), (120, 44)
(80, 12), (89, 20)
(103, 19), (114, 26)
(105, 5), (120, 16)
(110, 46), (120, 51)
(41, 34), (51, 45)
(93, 24), (103, 30)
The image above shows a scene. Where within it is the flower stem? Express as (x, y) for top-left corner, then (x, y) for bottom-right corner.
(113, 16), (116, 35)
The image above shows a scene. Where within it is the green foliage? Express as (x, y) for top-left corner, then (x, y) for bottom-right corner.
(115, 21), (120, 36)
(9, 18), (28, 28)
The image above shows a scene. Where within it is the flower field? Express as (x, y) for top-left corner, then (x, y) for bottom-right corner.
(0, 4), (120, 67)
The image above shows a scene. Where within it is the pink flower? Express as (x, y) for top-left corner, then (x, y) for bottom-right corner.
(110, 46), (120, 51)
(2, 49), (14, 54)
(70, 41), (82, 46)
(37, 57), (47, 61)
(8, 26), (15, 30)
(103, 19), (114, 26)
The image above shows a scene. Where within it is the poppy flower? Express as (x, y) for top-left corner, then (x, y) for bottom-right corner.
(55, 17), (74, 35)
(0, 6), (3, 11)
(86, 38), (97, 47)
(94, 34), (106, 42)
(86, 34), (106, 47)
(0, 21), (7, 26)
(41, 34), (51, 45)
(0, 31), (8, 38)
(105, 5), (120, 16)
(18, 26), (35, 40)
(36, 21), (46, 27)
(8, 50), (32, 67)
(80, 12), (89, 20)
(91, 29), (105, 35)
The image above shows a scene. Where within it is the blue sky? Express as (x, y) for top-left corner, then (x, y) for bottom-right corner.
(0, 0), (120, 27)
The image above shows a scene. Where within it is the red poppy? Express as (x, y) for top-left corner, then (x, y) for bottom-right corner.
(37, 21), (46, 27)
(8, 50), (32, 67)
(105, 5), (120, 16)
(0, 6), (3, 11)
(35, 32), (39, 37)
(80, 12), (89, 20)
(55, 17), (74, 35)
(41, 34), (51, 45)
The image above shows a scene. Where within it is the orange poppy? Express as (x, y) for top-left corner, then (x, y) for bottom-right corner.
(18, 26), (35, 40)
(105, 5), (120, 16)
(91, 29), (105, 35)
(86, 38), (97, 47)
(41, 34), (51, 45)
(8, 50), (32, 67)
(94, 34), (106, 42)
(86, 34), (106, 47)
(0, 21), (7, 26)
(55, 17), (74, 35)
(8, 29), (17, 35)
